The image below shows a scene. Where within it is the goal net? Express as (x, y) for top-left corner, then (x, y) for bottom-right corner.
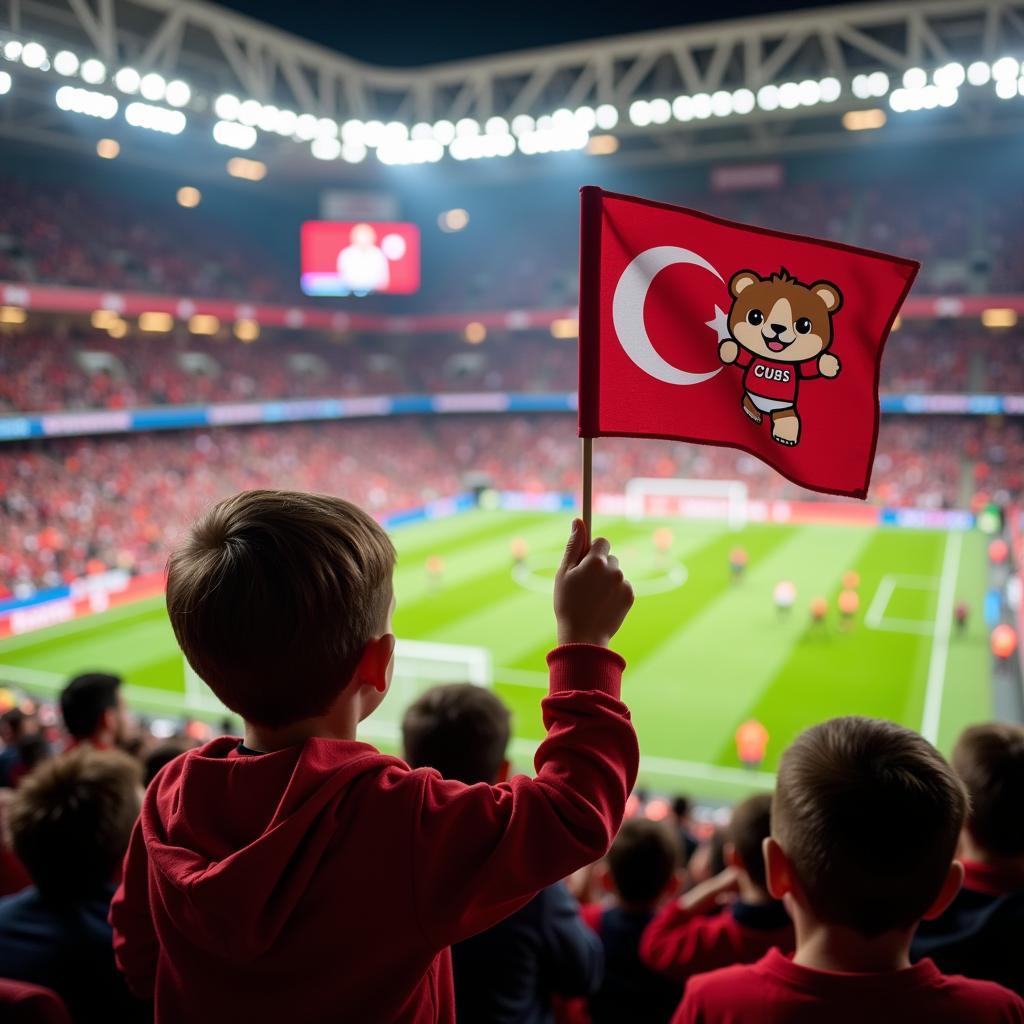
(624, 477), (749, 529)
(183, 638), (493, 745)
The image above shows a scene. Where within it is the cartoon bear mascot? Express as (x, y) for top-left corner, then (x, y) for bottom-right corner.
(718, 268), (843, 446)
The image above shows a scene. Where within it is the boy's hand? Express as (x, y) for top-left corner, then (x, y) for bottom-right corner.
(680, 866), (741, 915)
(554, 519), (635, 648)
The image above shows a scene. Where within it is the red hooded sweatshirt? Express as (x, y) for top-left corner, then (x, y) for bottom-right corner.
(110, 644), (638, 1023)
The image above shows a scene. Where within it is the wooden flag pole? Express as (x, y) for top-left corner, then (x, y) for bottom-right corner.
(581, 436), (593, 535)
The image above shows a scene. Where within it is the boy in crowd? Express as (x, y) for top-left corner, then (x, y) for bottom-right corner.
(111, 491), (638, 1023)
(675, 717), (1024, 1023)
(0, 748), (148, 1023)
(59, 672), (126, 751)
(640, 794), (794, 986)
(402, 682), (603, 1023)
(581, 818), (684, 1023)
(912, 722), (1024, 994)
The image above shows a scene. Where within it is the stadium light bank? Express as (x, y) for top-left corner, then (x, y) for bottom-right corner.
(2, 32), (1023, 167)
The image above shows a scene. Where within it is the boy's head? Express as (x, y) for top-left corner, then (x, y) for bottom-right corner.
(402, 683), (511, 785)
(767, 716), (967, 937)
(167, 490), (396, 728)
(725, 793), (773, 890)
(59, 672), (124, 744)
(953, 722), (1024, 860)
(605, 817), (680, 907)
(8, 747), (142, 903)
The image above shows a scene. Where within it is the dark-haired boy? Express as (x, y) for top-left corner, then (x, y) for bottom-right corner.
(581, 818), (684, 1023)
(640, 793), (793, 987)
(912, 722), (1024, 994)
(0, 748), (148, 1023)
(59, 672), (125, 750)
(403, 683), (603, 1023)
(111, 490), (639, 1023)
(675, 717), (1024, 1023)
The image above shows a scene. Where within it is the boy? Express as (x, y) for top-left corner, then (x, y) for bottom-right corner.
(0, 748), (148, 1023)
(402, 683), (603, 1023)
(912, 722), (1024, 993)
(640, 794), (793, 986)
(110, 490), (638, 1023)
(581, 817), (684, 1023)
(675, 717), (1024, 1023)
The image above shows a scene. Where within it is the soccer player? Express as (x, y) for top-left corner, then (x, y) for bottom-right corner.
(735, 718), (769, 771)
(809, 596), (828, 627)
(654, 527), (674, 569)
(729, 547), (748, 583)
(838, 589), (859, 631)
(425, 553), (444, 591)
(954, 600), (969, 635)
(773, 580), (796, 617)
(510, 537), (528, 568)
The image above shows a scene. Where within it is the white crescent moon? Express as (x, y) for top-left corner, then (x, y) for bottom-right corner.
(612, 245), (724, 386)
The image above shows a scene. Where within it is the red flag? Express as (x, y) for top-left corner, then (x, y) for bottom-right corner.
(578, 187), (919, 499)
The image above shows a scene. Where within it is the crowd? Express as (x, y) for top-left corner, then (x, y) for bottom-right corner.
(0, 490), (1021, 1024)
(1, 171), (1022, 312)
(0, 326), (1021, 417)
(0, 414), (1017, 598)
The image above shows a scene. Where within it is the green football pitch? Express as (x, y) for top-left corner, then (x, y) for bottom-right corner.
(0, 510), (992, 800)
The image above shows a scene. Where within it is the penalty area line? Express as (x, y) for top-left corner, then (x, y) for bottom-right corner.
(920, 531), (962, 745)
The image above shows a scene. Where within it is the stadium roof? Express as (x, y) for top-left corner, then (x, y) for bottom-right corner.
(0, 0), (1022, 181)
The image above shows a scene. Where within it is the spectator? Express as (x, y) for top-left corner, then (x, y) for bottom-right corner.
(0, 748), (148, 1023)
(0, 710), (28, 787)
(141, 738), (196, 788)
(671, 795), (699, 866)
(674, 717), (1024, 1023)
(912, 722), (1024, 993)
(402, 682), (603, 1023)
(58, 673), (125, 750)
(687, 826), (727, 887)
(581, 818), (684, 1023)
(640, 793), (794, 987)
(110, 495), (638, 1021)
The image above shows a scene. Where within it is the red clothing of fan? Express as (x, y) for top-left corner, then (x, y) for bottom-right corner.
(578, 187), (919, 498)
(672, 947), (1024, 1023)
(639, 900), (794, 986)
(109, 645), (639, 1024)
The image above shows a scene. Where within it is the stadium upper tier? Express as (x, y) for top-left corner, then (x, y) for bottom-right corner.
(0, 327), (1018, 417)
(0, 414), (1019, 597)
(1, 167), (1022, 312)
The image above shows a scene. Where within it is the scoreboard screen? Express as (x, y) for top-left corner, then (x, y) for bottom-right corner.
(301, 221), (420, 296)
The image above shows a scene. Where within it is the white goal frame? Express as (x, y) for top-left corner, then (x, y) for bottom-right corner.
(624, 478), (749, 529)
(183, 638), (493, 720)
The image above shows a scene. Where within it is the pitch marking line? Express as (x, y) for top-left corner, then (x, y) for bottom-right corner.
(865, 574), (939, 636)
(920, 531), (962, 744)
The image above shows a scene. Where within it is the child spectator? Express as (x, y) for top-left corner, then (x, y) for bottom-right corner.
(58, 672), (126, 751)
(640, 793), (793, 986)
(0, 748), (148, 1023)
(912, 722), (1024, 993)
(403, 682), (603, 1023)
(581, 818), (684, 1023)
(674, 717), (1024, 1023)
(111, 492), (638, 1023)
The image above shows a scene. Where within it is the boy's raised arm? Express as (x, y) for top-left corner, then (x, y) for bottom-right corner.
(409, 520), (640, 949)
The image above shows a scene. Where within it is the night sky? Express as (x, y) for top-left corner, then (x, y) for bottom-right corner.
(215, 1), (886, 67)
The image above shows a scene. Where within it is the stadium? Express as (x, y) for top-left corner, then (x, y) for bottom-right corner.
(0, 0), (1022, 1020)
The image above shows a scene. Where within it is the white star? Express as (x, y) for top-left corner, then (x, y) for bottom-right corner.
(705, 305), (731, 342)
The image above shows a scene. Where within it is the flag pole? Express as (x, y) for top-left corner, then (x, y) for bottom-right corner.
(581, 436), (593, 535)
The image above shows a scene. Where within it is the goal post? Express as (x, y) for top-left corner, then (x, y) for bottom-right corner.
(624, 477), (749, 529)
(183, 638), (493, 743)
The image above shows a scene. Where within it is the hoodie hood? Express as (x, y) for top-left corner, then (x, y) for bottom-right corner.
(142, 735), (400, 962)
